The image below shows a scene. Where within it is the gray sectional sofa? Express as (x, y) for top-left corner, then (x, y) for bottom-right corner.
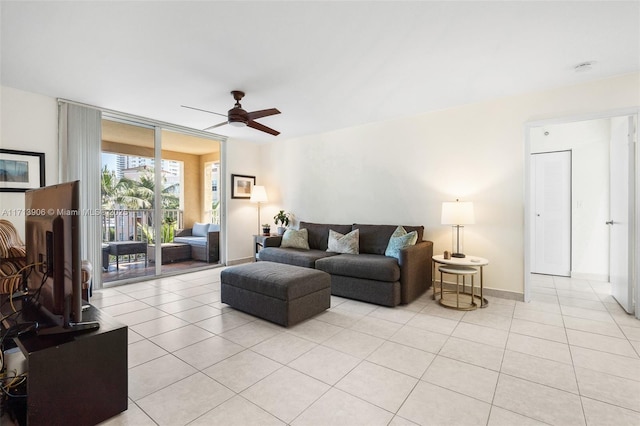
(174, 222), (220, 263)
(258, 221), (433, 306)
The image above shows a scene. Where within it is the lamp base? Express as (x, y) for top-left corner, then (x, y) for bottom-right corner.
(451, 253), (466, 258)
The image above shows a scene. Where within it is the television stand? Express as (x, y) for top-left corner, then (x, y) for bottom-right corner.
(1, 301), (127, 425)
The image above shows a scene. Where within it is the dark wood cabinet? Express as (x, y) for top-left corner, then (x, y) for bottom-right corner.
(2, 303), (128, 425)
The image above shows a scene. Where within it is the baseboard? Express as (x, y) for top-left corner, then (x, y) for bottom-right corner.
(570, 272), (609, 282)
(439, 280), (524, 302)
(226, 257), (254, 266)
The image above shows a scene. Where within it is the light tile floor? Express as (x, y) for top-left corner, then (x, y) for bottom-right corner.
(91, 270), (640, 425)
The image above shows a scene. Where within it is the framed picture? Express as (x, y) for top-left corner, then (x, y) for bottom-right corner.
(0, 149), (45, 192)
(231, 174), (256, 199)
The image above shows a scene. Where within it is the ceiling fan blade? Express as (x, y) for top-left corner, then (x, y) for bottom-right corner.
(247, 120), (280, 136)
(203, 121), (228, 131)
(181, 105), (227, 118)
(247, 108), (281, 120)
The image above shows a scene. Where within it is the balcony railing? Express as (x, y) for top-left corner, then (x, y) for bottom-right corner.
(205, 209), (221, 225)
(102, 209), (183, 242)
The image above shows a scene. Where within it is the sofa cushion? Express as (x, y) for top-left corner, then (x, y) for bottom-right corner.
(174, 236), (206, 247)
(192, 222), (210, 237)
(258, 247), (338, 268)
(208, 223), (220, 232)
(299, 222), (353, 251)
(315, 253), (400, 282)
(327, 229), (359, 254)
(281, 228), (310, 250)
(385, 226), (418, 259)
(353, 224), (424, 255)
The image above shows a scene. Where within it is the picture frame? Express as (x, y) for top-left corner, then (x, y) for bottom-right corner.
(231, 174), (256, 199)
(0, 149), (45, 192)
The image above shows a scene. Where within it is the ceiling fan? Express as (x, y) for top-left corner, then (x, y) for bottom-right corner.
(182, 91), (281, 136)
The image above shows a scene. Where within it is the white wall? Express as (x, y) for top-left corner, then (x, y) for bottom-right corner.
(224, 137), (263, 263)
(3, 74), (639, 284)
(530, 118), (611, 280)
(0, 86), (58, 236)
(260, 73), (640, 297)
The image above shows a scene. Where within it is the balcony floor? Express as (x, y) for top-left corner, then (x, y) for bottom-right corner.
(102, 258), (211, 283)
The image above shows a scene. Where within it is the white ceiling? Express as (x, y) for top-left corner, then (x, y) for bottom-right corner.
(2, 1), (639, 143)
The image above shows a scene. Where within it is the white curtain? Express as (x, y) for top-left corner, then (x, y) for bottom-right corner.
(58, 102), (103, 288)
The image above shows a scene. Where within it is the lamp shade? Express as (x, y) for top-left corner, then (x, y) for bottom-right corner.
(441, 201), (475, 225)
(250, 185), (268, 203)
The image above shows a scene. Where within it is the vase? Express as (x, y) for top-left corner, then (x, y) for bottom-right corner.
(277, 227), (286, 235)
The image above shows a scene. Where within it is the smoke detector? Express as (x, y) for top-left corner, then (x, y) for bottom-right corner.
(574, 61), (596, 72)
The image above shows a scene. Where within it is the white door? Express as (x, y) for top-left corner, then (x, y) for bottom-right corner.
(532, 151), (572, 276)
(610, 116), (635, 314)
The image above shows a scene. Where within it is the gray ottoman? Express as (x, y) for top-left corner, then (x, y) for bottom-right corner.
(221, 261), (331, 327)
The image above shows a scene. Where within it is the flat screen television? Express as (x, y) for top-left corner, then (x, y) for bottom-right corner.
(24, 180), (98, 333)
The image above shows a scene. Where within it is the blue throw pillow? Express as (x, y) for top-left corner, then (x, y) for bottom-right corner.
(192, 222), (209, 237)
(385, 226), (418, 259)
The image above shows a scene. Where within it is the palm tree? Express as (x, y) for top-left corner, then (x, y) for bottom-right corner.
(101, 166), (150, 210)
(132, 169), (180, 210)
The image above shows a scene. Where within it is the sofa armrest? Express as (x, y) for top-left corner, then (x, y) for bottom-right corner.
(175, 228), (192, 237)
(263, 236), (283, 247)
(207, 231), (220, 262)
(398, 240), (433, 304)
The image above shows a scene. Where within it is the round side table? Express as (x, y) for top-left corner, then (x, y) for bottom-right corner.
(432, 255), (489, 308)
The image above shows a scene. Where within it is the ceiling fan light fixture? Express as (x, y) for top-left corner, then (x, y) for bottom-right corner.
(229, 121), (247, 127)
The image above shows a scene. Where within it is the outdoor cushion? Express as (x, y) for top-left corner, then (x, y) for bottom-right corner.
(192, 222), (210, 237)
(174, 236), (207, 247)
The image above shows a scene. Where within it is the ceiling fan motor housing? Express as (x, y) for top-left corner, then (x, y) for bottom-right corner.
(228, 106), (249, 126)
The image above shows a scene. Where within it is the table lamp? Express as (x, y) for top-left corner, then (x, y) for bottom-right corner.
(441, 199), (475, 258)
(250, 185), (268, 234)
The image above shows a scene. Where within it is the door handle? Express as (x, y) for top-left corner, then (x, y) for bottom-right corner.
(605, 220), (614, 225)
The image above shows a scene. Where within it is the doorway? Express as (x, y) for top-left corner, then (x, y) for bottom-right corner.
(524, 111), (638, 318)
(100, 118), (223, 285)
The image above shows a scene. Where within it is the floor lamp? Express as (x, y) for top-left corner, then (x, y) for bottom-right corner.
(441, 199), (475, 258)
(250, 185), (268, 235)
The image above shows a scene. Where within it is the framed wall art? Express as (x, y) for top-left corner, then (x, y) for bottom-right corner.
(0, 149), (45, 192)
(231, 174), (256, 199)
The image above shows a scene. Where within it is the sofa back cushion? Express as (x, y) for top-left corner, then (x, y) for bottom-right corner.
(192, 222), (210, 237)
(299, 221), (352, 251)
(352, 224), (424, 255)
(208, 223), (220, 233)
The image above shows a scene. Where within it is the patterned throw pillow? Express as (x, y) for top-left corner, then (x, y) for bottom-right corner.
(385, 226), (418, 259)
(327, 229), (359, 254)
(280, 228), (310, 250)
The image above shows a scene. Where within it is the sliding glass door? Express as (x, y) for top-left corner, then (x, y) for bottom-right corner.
(100, 118), (222, 285)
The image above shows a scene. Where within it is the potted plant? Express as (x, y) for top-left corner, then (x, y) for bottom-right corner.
(262, 224), (271, 236)
(273, 210), (290, 235)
